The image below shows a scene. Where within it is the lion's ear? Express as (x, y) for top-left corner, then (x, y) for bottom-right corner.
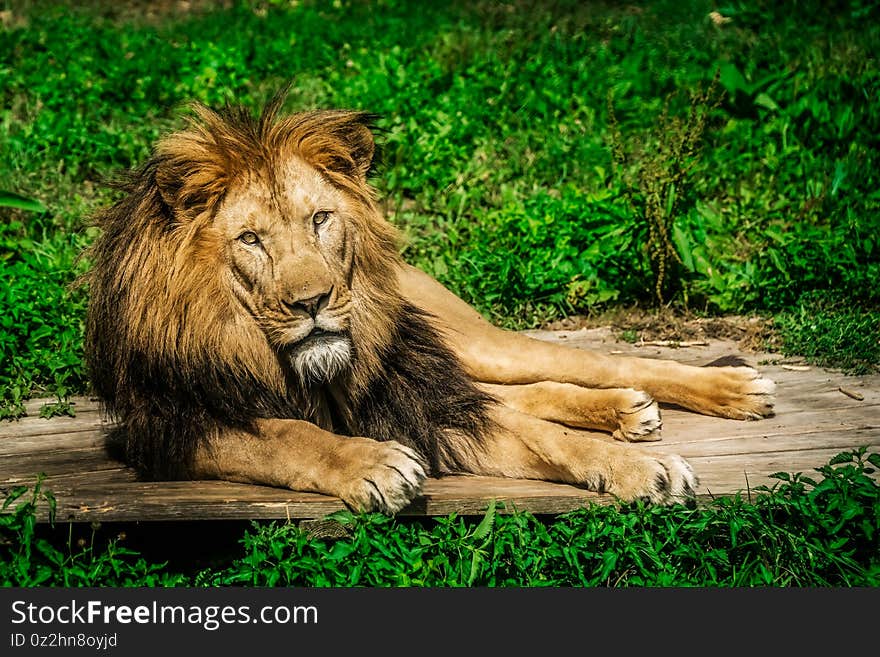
(293, 110), (378, 181)
(153, 159), (185, 210)
(339, 113), (377, 179)
(152, 132), (230, 216)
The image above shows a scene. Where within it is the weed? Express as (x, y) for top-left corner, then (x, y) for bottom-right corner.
(607, 70), (725, 306)
(38, 398), (77, 419)
(619, 329), (640, 344)
(0, 191), (46, 213)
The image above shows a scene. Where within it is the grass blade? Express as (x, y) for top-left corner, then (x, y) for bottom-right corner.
(0, 191), (47, 213)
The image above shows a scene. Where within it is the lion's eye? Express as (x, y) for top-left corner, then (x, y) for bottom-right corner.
(313, 211), (331, 227)
(238, 231), (260, 246)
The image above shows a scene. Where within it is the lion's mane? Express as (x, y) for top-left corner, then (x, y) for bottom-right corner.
(84, 95), (494, 480)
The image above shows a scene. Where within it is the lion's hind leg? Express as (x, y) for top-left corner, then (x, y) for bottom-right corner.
(464, 406), (696, 506)
(398, 264), (775, 420)
(479, 381), (662, 442)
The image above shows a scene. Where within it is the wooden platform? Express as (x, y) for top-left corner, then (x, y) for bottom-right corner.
(2, 328), (878, 523)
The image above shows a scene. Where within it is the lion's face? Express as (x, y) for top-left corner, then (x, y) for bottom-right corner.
(89, 105), (402, 397)
(215, 156), (357, 382)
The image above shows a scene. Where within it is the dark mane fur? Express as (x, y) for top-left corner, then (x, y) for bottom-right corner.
(351, 303), (497, 474)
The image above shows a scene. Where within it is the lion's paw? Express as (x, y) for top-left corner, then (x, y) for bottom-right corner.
(612, 390), (662, 442)
(337, 440), (427, 514)
(605, 452), (698, 506)
(706, 366), (776, 420)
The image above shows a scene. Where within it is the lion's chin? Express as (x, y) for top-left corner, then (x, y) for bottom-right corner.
(288, 334), (352, 383)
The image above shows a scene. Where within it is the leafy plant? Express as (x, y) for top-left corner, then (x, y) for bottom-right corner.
(0, 476), (185, 586)
(607, 71), (725, 306)
(0, 244), (89, 419)
(3, 450), (878, 586)
(432, 188), (642, 325)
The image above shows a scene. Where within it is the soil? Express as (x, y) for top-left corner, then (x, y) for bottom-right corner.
(542, 306), (779, 353)
(3, 0), (235, 27)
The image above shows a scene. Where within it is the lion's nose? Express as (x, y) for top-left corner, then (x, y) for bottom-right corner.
(283, 287), (333, 319)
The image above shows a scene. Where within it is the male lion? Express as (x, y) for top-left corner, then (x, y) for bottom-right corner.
(84, 95), (775, 513)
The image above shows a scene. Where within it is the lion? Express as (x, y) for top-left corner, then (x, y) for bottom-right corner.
(84, 93), (775, 514)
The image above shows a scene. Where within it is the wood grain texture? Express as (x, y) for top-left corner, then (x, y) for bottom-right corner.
(1, 330), (877, 522)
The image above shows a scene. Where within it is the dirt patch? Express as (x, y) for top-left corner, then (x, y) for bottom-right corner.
(5, 0), (235, 26)
(543, 306), (779, 353)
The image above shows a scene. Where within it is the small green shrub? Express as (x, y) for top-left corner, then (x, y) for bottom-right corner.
(426, 188), (643, 326)
(0, 477), (185, 586)
(0, 227), (89, 418)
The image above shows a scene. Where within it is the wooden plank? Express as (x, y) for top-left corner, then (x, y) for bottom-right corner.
(1, 328), (878, 523)
(24, 439), (878, 523)
(655, 408), (880, 449)
(0, 412), (108, 440)
(407, 476), (600, 516)
(1, 448), (124, 483)
(3, 468), (136, 489)
(0, 429), (109, 456)
(20, 397), (102, 416)
(22, 477), (604, 523)
(2, 415), (873, 522)
(31, 481), (348, 523)
(658, 426), (880, 458)
(686, 446), (879, 495)
(6, 444), (879, 523)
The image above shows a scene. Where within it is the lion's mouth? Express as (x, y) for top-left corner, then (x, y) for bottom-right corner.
(305, 327), (331, 339)
(298, 327), (343, 346)
(286, 332), (353, 382)
(276, 318), (347, 348)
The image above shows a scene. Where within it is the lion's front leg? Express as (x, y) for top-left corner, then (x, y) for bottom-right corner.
(478, 382), (661, 442)
(463, 406), (696, 505)
(193, 419), (426, 514)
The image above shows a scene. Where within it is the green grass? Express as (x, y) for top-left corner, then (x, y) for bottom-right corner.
(773, 292), (880, 375)
(3, 449), (879, 586)
(1, 0), (879, 586)
(1, 0), (879, 413)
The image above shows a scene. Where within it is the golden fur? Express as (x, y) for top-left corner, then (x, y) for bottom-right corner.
(99, 99), (401, 396)
(84, 95), (776, 513)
